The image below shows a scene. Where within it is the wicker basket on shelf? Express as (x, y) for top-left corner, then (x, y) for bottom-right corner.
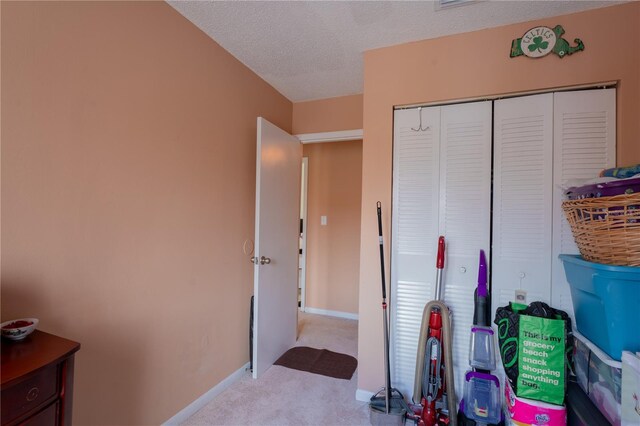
(562, 192), (640, 266)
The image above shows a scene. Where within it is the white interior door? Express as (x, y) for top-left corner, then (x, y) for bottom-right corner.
(390, 102), (492, 399)
(253, 117), (302, 379)
(438, 101), (492, 395)
(551, 89), (616, 319)
(492, 93), (554, 311)
(391, 106), (441, 398)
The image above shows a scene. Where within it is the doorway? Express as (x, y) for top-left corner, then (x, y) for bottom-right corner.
(252, 120), (364, 378)
(297, 140), (363, 320)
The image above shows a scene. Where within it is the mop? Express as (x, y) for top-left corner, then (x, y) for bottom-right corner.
(369, 202), (415, 425)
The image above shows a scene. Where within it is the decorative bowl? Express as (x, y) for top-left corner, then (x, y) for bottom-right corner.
(1, 318), (39, 340)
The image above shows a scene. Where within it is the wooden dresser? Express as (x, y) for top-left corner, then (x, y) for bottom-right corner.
(1, 331), (80, 426)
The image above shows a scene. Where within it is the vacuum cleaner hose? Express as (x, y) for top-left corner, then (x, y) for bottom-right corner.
(413, 300), (457, 426)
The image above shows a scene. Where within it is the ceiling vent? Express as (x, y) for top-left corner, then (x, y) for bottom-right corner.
(435, 0), (477, 11)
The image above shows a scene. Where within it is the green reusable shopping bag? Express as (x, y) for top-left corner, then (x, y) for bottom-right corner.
(495, 301), (572, 406)
(516, 314), (565, 404)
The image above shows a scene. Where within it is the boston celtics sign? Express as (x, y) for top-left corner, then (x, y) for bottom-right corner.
(511, 25), (584, 59)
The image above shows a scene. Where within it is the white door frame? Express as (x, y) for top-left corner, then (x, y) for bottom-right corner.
(296, 129), (363, 144)
(299, 156), (309, 311)
(293, 129), (364, 317)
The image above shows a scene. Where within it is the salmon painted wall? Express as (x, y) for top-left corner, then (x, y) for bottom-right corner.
(1, 2), (291, 424)
(303, 141), (362, 315)
(293, 94), (363, 134)
(358, 3), (640, 393)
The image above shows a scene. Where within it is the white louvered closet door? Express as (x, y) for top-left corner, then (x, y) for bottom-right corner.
(439, 101), (492, 395)
(391, 102), (491, 399)
(391, 106), (441, 398)
(551, 89), (616, 319)
(492, 93), (554, 314)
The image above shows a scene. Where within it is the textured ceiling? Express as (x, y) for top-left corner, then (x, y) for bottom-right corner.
(168, 1), (620, 102)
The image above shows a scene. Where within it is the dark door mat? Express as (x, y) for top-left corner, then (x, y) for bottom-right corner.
(274, 346), (357, 380)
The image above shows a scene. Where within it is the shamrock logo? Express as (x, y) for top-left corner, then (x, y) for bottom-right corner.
(511, 25), (584, 59)
(528, 36), (549, 53)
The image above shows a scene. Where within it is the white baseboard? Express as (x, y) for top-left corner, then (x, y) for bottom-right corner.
(356, 388), (375, 402)
(163, 362), (250, 425)
(304, 307), (358, 320)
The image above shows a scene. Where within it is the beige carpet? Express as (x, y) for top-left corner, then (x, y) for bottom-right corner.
(182, 312), (370, 426)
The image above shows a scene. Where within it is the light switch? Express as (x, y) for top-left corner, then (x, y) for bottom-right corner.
(321, 216), (327, 226)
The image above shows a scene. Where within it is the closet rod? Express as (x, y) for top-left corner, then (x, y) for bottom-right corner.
(394, 80), (617, 110)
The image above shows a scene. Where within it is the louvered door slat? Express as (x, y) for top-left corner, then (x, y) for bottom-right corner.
(552, 89), (616, 318)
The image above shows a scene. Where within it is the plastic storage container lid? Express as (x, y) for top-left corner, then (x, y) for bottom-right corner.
(559, 254), (640, 274)
(574, 331), (622, 369)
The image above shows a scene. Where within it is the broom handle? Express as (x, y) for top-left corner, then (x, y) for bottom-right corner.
(383, 305), (391, 413)
(377, 202), (391, 413)
(377, 202), (386, 300)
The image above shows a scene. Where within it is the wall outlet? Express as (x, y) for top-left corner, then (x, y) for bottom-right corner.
(515, 289), (527, 304)
(321, 215), (327, 226)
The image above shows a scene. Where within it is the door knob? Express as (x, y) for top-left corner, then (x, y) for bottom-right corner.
(260, 256), (271, 265)
(250, 256), (258, 264)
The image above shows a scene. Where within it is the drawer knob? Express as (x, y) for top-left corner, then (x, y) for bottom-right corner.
(26, 387), (39, 402)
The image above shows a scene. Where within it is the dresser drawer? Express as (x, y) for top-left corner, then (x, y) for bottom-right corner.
(24, 402), (59, 426)
(1, 364), (58, 424)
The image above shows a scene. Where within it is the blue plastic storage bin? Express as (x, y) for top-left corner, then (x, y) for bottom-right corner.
(559, 254), (640, 361)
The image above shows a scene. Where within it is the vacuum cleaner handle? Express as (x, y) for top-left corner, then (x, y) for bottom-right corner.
(473, 250), (490, 327)
(434, 236), (445, 301)
(377, 201), (386, 300)
(474, 290), (489, 327)
(436, 236), (445, 270)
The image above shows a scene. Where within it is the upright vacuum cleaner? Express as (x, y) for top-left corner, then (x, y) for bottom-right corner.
(370, 202), (414, 425)
(413, 237), (457, 426)
(457, 250), (504, 426)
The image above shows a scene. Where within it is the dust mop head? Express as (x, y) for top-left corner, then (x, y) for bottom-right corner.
(369, 405), (406, 426)
(369, 389), (408, 425)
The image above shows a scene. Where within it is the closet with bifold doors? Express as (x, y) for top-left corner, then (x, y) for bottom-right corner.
(390, 88), (616, 400)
